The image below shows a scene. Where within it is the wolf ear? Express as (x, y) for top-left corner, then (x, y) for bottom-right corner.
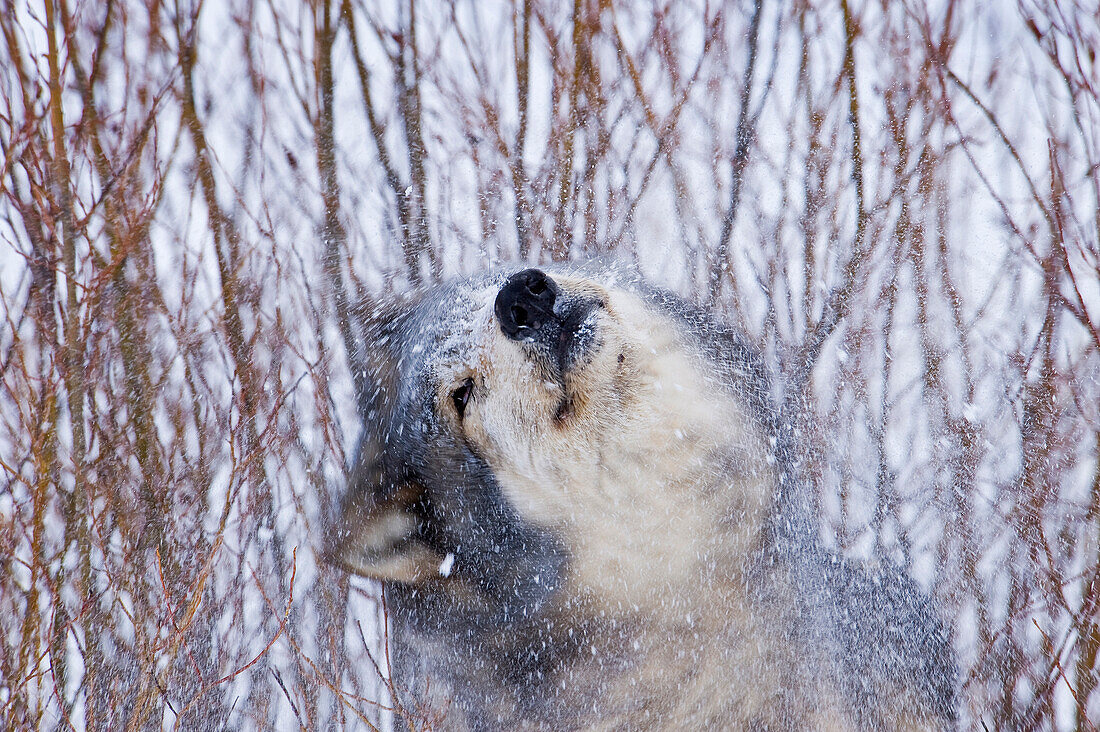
(349, 293), (413, 425)
(325, 293), (444, 582)
(324, 481), (445, 583)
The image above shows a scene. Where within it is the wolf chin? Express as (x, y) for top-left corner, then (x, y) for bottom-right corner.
(328, 262), (957, 730)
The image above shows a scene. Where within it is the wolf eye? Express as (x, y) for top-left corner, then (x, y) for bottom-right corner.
(451, 378), (474, 419)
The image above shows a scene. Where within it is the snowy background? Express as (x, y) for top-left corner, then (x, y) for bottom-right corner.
(1, 0), (1098, 728)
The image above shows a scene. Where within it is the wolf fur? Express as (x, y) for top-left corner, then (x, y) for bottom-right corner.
(328, 263), (957, 730)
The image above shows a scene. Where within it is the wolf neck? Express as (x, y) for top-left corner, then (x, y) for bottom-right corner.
(419, 572), (842, 731)
(557, 317), (779, 619)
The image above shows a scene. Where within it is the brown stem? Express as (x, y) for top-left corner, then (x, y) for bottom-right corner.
(44, 0), (87, 708)
(316, 0), (365, 410)
(709, 0), (765, 304)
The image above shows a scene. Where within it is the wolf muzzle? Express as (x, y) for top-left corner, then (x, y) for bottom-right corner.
(495, 268), (600, 376)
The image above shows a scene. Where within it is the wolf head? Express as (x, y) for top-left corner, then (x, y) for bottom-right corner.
(328, 263), (781, 627)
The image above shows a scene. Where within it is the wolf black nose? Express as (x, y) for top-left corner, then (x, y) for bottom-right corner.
(495, 269), (558, 341)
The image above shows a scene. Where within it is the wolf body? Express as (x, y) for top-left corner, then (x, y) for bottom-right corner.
(330, 263), (957, 730)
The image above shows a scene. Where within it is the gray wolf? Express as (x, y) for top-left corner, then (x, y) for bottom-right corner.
(328, 263), (957, 730)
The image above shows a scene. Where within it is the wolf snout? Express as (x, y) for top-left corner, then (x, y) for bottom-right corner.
(495, 268), (558, 341)
(495, 268), (601, 377)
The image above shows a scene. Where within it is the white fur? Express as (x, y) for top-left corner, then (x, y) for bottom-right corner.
(463, 279), (772, 614)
